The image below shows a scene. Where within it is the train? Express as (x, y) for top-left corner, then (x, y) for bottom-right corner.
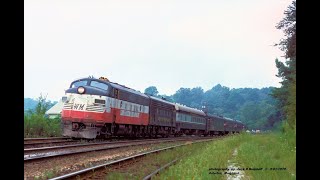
(61, 77), (245, 139)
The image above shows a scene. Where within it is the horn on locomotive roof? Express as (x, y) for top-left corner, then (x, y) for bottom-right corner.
(99, 76), (110, 82)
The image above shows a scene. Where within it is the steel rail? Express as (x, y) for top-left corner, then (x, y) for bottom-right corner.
(24, 137), (199, 153)
(48, 138), (214, 180)
(24, 140), (77, 146)
(142, 159), (178, 180)
(24, 137), (69, 141)
(24, 137), (211, 161)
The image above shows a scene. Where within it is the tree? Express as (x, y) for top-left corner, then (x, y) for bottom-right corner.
(173, 88), (192, 106)
(275, 0), (296, 59)
(26, 94), (53, 115)
(272, 0), (296, 130)
(204, 84), (230, 114)
(144, 86), (159, 97)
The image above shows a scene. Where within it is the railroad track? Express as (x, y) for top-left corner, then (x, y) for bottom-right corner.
(24, 140), (77, 146)
(48, 138), (215, 180)
(24, 137), (71, 143)
(24, 136), (185, 148)
(24, 139), (80, 148)
(24, 137), (194, 154)
(143, 158), (178, 180)
(24, 136), (209, 161)
(24, 137), (69, 141)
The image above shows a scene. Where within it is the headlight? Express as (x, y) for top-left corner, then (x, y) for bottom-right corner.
(77, 86), (85, 94)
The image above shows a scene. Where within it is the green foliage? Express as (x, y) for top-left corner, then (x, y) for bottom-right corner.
(285, 82), (296, 129)
(144, 86), (159, 96)
(155, 138), (238, 180)
(24, 94), (62, 137)
(35, 94), (51, 115)
(173, 87), (204, 109)
(275, 1), (296, 59)
(157, 133), (296, 180)
(24, 96), (57, 112)
(24, 114), (61, 137)
(34, 168), (59, 180)
(236, 133), (295, 179)
(273, 0), (296, 131)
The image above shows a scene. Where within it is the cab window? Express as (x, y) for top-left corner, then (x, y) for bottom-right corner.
(90, 81), (109, 91)
(71, 80), (88, 88)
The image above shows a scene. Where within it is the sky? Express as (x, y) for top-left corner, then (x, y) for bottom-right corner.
(25, 0), (292, 101)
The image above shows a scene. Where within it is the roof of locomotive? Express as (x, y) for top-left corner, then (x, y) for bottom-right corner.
(108, 81), (150, 98)
(70, 77), (150, 98)
(174, 104), (206, 116)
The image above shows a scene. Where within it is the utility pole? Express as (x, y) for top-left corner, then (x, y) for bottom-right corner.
(201, 101), (208, 115)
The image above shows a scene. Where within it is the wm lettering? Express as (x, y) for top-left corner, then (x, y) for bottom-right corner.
(79, 104), (85, 110)
(73, 104), (79, 109)
(73, 104), (85, 110)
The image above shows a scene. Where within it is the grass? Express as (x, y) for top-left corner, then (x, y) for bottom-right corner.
(34, 168), (58, 180)
(235, 133), (296, 179)
(24, 113), (62, 138)
(156, 132), (296, 180)
(155, 136), (240, 180)
(102, 140), (218, 180)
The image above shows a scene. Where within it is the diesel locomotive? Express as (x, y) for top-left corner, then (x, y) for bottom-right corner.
(61, 77), (245, 139)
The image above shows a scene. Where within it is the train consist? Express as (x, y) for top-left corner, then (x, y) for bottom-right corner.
(61, 77), (245, 139)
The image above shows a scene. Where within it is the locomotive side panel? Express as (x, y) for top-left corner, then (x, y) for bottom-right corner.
(112, 88), (150, 126)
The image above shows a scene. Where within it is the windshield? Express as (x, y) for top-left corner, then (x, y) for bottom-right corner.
(70, 80), (109, 91)
(90, 81), (109, 91)
(71, 80), (88, 88)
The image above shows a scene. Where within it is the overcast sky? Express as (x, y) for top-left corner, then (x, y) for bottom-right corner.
(25, 0), (292, 101)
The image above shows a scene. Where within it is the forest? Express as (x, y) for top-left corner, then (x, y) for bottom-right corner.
(145, 85), (280, 130)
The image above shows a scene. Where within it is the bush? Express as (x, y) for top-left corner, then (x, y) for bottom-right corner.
(24, 113), (62, 138)
(24, 94), (62, 138)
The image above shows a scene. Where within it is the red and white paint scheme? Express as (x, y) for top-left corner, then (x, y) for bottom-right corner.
(114, 98), (149, 126)
(61, 92), (149, 139)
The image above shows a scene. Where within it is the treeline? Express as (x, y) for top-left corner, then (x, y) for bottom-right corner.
(144, 85), (280, 130)
(272, 1), (296, 133)
(24, 97), (57, 111)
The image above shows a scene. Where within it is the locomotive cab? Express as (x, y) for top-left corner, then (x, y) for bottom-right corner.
(61, 77), (114, 139)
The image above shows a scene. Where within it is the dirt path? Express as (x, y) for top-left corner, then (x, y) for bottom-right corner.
(225, 148), (247, 180)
